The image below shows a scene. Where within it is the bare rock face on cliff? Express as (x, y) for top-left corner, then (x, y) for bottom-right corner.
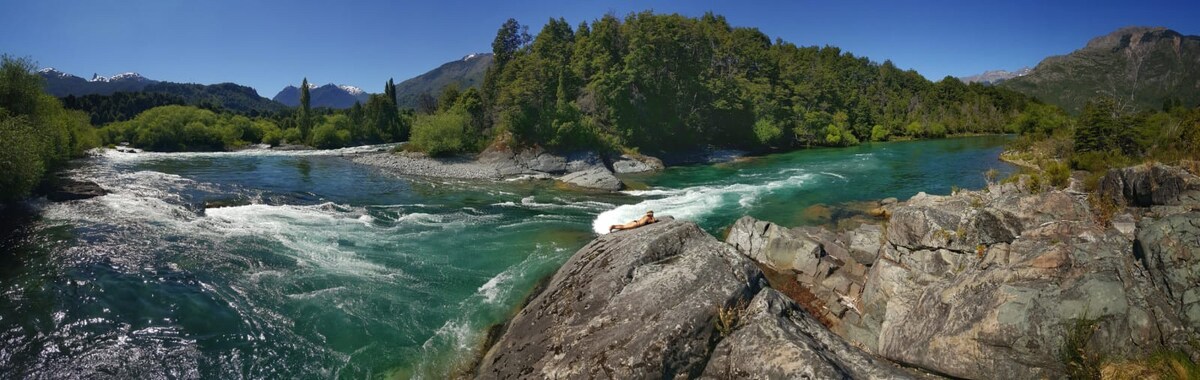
(476, 218), (911, 379)
(726, 170), (1200, 379)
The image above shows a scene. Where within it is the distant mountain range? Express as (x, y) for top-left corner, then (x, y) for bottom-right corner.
(1000, 26), (1200, 113)
(272, 83), (370, 109)
(38, 69), (285, 113)
(958, 67), (1031, 84)
(394, 53), (492, 109)
(268, 53), (492, 110)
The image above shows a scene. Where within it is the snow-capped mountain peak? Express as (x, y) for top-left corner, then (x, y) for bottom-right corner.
(463, 53), (484, 61)
(37, 68), (72, 78)
(338, 85), (364, 95)
(90, 74), (109, 82)
(109, 72), (146, 81)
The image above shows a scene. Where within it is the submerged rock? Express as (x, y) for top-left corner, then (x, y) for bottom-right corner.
(476, 218), (762, 378)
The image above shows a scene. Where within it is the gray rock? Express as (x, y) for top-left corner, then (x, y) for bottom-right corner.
(558, 167), (623, 191)
(1136, 212), (1200, 329)
(612, 154), (665, 174)
(724, 173), (1200, 379)
(476, 218), (763, 379)
(702, 288), (913, 380)
(47, 178), (108, 202)
(563, 151), (605, 172)
(1100, 163), (1200, 206)
(726, 216), (823, 276)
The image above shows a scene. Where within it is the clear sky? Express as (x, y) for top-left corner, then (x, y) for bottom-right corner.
(1, 0), (1196, 97)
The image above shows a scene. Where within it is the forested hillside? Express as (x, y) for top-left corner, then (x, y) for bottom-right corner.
(414, 12), (1034, 155)
(1001, 27), (1200, 114)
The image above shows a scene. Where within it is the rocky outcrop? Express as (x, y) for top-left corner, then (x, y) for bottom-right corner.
(45, 178), (108, 202)
(703, 288), (913, 379)
(612, 153), (665, 174)
(1136, 212), (1200, 329)
(726, 166), (1200, 379)
(476, 218), (761, 378)
(1099, 162), (1200, 207)
(476, 217), (908, 379)
(558, 167), (623, 191)
(354, 147), (630, 191)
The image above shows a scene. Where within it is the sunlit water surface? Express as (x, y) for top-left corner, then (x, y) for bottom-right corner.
(0, 136), (1013, 378)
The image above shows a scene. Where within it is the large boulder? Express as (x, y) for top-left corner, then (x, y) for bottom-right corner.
(1136, 212), (1200, 328)
(558, 167), (623, 191)
(46, 178), (108, 202)
(726, 216), (824, 276)
(476, 218), (763, 379)
(612, 153), (665, 174)
(1099, 163), (1200, 207)
(702, 288), (913, 379)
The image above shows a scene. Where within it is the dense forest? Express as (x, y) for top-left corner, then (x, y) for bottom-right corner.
(95, 77), (411, 151)
(412, 12), (1035, 156)
(0, 56), (99, 202)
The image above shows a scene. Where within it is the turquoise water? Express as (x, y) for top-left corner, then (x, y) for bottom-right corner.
(0, 136), (1013, 378)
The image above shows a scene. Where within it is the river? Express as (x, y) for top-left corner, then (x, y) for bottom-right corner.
(0, 136), (1014, 378)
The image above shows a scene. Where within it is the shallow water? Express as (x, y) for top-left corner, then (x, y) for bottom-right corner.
(0, 137), (1014, 378)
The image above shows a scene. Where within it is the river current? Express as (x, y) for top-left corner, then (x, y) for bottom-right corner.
(0, 136), (1014, 378)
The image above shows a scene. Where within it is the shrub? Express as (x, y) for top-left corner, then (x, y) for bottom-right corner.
(310, 124), (349, 149)
(0, 116), (46, 202)
(281, 128), (303, 144)
(870, 124), (890, 142)
(410, 110), (468, 157)
(1045, 161), (1070, 189)
(1062, 317), (1103, 380)
(754, 118), (783, 145)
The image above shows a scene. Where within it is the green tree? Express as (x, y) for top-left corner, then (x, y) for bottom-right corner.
(298, 77), (312, 139)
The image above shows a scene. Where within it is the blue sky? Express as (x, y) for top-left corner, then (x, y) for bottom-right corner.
(1, 0), (1196, 97)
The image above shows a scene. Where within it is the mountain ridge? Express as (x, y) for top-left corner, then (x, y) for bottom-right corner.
(1000, 26), (1200, 113)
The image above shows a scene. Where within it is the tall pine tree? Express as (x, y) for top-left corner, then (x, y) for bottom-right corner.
(298, 77), (312, 140)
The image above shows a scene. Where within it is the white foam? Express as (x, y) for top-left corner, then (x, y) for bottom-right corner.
(592, 172), (814, 234)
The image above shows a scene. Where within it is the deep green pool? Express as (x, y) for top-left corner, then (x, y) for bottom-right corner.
(0, 136), (1014, 378)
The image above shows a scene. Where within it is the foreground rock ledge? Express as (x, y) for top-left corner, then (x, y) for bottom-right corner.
(725, 165), (1200, 379)
(475, 218), (910, 379)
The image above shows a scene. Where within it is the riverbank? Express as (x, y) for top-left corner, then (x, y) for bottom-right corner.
(473, 161), (1200, 378)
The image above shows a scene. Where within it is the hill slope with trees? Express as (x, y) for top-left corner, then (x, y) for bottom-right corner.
(1001, 27), (1200, 114)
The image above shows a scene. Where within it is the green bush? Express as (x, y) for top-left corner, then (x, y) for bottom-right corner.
(411, 110), (468, 156)
(870, 124), (890, 141)
(1045, 161), (1070, 189)
(0, 55), (99, 202)
(754, 118), (783, 145)
(0, 116), (46, 202)
(905, 121), (924, 137)
(310, 123), (350, 149)
(281, 128), (303, 145)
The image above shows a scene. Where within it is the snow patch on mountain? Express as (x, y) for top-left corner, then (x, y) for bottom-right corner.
(338, 85), (365, 95)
